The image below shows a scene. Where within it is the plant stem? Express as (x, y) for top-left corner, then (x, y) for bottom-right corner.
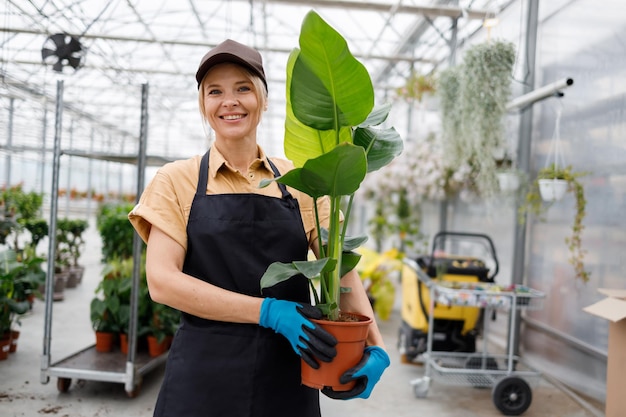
(327, 196), (342, 321)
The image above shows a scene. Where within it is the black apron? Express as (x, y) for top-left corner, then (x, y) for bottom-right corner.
(154, 151), (320, 417)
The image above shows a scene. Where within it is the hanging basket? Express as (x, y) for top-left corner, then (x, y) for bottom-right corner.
(497, 172), (520, 192)
(538, 178), (568, 202)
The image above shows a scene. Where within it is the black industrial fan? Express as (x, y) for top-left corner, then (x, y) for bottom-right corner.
(41, 33), (85, 73)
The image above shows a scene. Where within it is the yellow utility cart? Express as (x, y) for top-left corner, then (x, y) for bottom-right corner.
(398, 231), (499, 363)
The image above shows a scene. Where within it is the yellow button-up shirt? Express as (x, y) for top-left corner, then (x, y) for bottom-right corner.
(128, 144), (330, 252)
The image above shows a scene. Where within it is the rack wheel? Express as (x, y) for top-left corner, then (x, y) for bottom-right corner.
(410, 376), (430, 398)
(57, 377), (71, 393)
(126, 382), (142, 398)
(492, 376), (532, 416)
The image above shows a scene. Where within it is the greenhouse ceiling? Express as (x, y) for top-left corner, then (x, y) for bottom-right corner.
(0, 0), (509, 161)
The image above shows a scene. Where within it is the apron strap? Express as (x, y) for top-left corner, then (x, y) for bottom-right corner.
(196, 150), (295, 201)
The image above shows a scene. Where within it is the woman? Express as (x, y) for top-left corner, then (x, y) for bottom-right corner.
(129, 39), (389, 417)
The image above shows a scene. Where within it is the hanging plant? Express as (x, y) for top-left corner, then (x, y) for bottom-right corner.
(438, 40), (516, 197)
(395, 71), (437, 103)
(518, 164), (589, 282)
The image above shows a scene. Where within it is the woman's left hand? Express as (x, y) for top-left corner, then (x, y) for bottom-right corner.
(321, 346), (390, 400)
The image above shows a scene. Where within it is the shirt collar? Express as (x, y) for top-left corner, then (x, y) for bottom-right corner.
(208, 144), (273, 178)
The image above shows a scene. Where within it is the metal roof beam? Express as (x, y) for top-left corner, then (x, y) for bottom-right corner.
(0, 27), (436, 66)
(260, 0), (491, 20)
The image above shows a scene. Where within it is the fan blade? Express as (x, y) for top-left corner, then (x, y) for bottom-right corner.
(50, 33), (67, 49)
(52, 60), (64, 73)
(67, 37), (82, 53)
(42, 48), (57, 60)
(68, 56), (82, 69)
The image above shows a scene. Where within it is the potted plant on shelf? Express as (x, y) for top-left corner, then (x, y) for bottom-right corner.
(259, 10), (403, 391)
(65, 218), (89, 285)
(89, 256), (133, 352)
(146, 302), (180, 357)
(519, 163), (590, 282)
(0, 249), (34, 358)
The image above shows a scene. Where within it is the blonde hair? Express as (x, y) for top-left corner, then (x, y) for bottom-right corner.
(198, 65), (268, 124)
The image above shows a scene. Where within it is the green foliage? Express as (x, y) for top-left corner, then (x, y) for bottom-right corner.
(395, 71), (437, 103)
(519, 164), (590, 282)
(97, 203), (136, 262)
(259, 10), (403, 320)
(0, 184), (45, 251)
(0, 249), (37, 335)
(149, 302), (181, 343)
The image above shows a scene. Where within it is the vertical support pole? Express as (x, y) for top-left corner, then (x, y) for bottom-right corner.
(64, 119), (74, 216)
(86, 127), (95, 216)
(511, 0), (539, 356)
(126, 83), (148, 393)
(438, 2), (459, 234)
(38, 105), (48, 195)
(5, 97), (14, 185)
(41, 80), (63, 383)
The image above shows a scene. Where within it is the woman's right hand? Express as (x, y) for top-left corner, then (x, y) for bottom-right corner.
(259, 298), (337, 368)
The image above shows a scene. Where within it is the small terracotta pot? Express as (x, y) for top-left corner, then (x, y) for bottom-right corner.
(0, 333), (12, 360)
(147, 335), (173, 357)
(120, 333), (129, 354)
(95, 331), (116, 353)
(301, 312), (372, 391)
(9, 330), (19, 353)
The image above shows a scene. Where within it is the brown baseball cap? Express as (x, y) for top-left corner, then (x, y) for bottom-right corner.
(195, 39), (267, 91)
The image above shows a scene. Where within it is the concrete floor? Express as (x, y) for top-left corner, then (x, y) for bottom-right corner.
(0, 222), (605, 417)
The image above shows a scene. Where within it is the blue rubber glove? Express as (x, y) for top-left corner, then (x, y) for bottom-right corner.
(322, 346), (390, 400)
(259, 298), (337, 369)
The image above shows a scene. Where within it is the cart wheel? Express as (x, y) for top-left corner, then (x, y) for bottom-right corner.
(410, 376), (430, 398)
(126, 383), (142, 398)
(57, 377), (71, 393)
(492, 376), (532, 416)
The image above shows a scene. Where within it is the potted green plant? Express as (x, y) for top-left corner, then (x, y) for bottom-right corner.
(146, 302), (180, 357)
(519, 163), (590, 282)
(259, 11), (402, 390)
(0, 249), (33, 358)
(97, 203), (135, 263)
(90, 262), (131, 353)
(65, 218), (89, 285)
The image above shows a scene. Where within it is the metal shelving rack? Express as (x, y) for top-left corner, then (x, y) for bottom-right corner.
(39, 81), (166, 397)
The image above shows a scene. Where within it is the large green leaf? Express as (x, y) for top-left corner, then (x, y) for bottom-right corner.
(260, 258), (335, 291)
(359, 103), (392, 127)
(354, 126), (404, 172)
(340, 251), (361, 277)
(284, 48), (353, 167)
(276, 144), (367, 198)
(289, 10), (374, 131)
(320, 228), (368, 251)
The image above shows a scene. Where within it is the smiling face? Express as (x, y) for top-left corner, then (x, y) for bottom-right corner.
(199, 62), (267, 145)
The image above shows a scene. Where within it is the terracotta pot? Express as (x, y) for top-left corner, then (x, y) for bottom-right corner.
(94, 331), (116, 353)
(147, 335), (173, 357)
(120, 333), (129, 354)
(9, 330), (19, 353)
(0, 333), (11, 360)
(301, 312), (372, 391)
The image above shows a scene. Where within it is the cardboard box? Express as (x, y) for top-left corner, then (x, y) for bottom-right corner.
(583, 288), (626, 417)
